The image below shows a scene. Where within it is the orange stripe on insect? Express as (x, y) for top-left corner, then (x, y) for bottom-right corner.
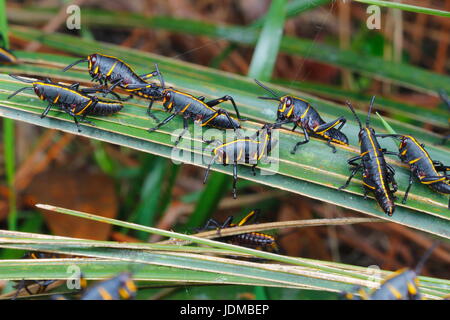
(0, 48), (17, 62)
(180, 103), (191, 113)
(76, 100), (93, 115)
(300, 105), (310, 119)
(286, 105), (294, 118)
(118, 288), (130, 299)
(98, 287), (113, 300)
(420, 177), (445, 184)
(106, 62), (118, 77)
(408, 157), (422, 164)
(365, 128), (390, 201)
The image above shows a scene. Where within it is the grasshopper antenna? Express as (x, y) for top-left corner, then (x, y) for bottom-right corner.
(254, 79), (280, 99)
(62, 58), (88, 72)
(345, 101), (362, 130)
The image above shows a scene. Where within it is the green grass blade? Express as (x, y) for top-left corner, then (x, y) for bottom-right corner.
(0, 228), (448, 297)
(353, 0), (450, 18)
(252, 0), (332, 28)
(248, 0), (287, 81)
(186, 172), (231, 232)
(0, 0), (16, 231)
(0, 231), (448, 298)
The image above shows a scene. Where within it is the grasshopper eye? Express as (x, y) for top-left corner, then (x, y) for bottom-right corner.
(285, 97), (292, 107)
(400, 139), (406, 149)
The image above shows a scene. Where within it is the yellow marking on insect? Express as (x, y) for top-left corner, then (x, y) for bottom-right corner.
(201, 113), (219, 126)
(400, 149), (407, 156)
(324, 136), (347, 145)
(360, 150), (369, 157)
(94, 66), (99, 74)
(0, 48), (17, 62)
(95, 53), (135, 72)
(180, 103), (191, 113)
(237, 148), (243, 161)
(363, 182), (376, 190)
(80, 277), (88, 289)
(30, 253), (38, 259)
(387, 284), (403, 299)
(421, 177), (445, 184)
(167, 102), (173, 110)
(118, 288), (130, 299)
(125, 279), (137, 292)
(407, 282), (417, 295)
(409, 157), (422, 164)
(300, 105), (310, 119)
(345, 293), (354, 299)
(257, 134), (271, 160)
(35, 83), (87, 99)
(278, 98), (287, 113)
(106, 61), (118, 77)
(238, 210), (256, 226)
(405, 135), (438, 173)
(286, 105), (294, 118)
(76, 100), (93, 115)
(214, 139), (252, 152)
(358, 288), (369, 300)
(314, 119), (341, 134)
(383, 268), (406, 282)
(365, 128), (390, 202)
(170, 90), (216, 112)
(98, 287), (113, 300)
(53, 95), (60, 104)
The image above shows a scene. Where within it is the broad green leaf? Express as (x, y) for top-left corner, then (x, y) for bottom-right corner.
(0, 48), (449, 239)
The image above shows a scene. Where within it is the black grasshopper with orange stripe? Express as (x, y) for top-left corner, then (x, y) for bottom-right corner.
(255, 80), (348, 154)
(144, 69), (246, 145)
(343, 241), (439, 300)
(12, 252), (65, 299)
(80, 272), (137, 300)
(200, 210), (279, 252)
(343, 269), (422, 300)
(0, 34), (17, 63)
(8, 75), (123, 132)
(339, 97), (398, 216)
(203, 124), (277, 198)
(63, 53), (162, 121)
(378, 134), (450, 208)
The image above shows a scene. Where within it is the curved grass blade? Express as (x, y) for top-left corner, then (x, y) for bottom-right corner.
(353, 0), (450, 18)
